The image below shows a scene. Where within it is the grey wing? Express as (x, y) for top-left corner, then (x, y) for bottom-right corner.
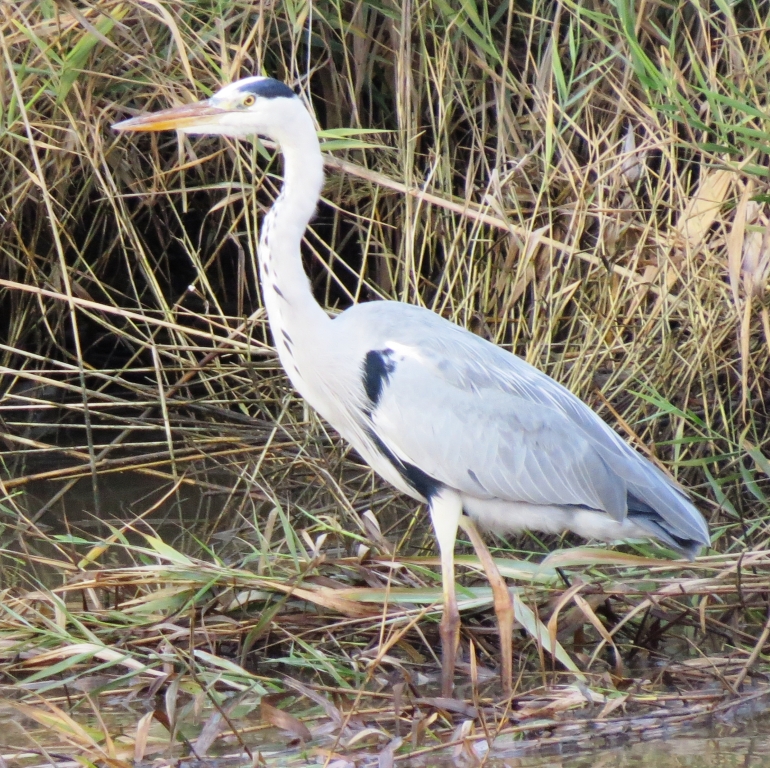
(370, 346), (627, 516)
(351, 310), (709, 550)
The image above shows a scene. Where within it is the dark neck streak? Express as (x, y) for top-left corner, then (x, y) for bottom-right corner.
(258, 135), (329, 390)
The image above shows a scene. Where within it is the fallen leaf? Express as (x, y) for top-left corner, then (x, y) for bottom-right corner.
(195, 710), (225, 757)
(261, 699), (312, 741)
(676, 168), (734, 250)
(133, 711), (154, 763)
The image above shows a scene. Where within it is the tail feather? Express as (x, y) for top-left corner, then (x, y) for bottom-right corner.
(627, 492), (707, 559)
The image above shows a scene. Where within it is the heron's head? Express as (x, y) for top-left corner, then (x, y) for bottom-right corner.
(113, 76), (307, 141)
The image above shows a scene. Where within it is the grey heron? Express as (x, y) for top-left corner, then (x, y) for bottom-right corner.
(113, 76), (710, 697)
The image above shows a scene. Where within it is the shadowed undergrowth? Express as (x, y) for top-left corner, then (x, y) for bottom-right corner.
(1, 0), (770, 764)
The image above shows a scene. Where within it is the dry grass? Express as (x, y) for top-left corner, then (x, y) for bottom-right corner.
(1, 0), (770, 764)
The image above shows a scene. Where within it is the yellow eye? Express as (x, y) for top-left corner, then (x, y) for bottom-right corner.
(243, 94), (256, 107)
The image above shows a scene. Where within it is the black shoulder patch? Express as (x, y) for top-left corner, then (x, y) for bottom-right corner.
(363, 349), (395, 407)
(241, 78), (296, 99)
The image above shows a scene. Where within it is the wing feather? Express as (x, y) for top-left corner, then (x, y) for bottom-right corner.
(333, 302), (709, 547)
(370, 350), (628, 519)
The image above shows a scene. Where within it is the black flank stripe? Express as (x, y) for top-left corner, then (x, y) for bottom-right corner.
(368, 430), (441, 501)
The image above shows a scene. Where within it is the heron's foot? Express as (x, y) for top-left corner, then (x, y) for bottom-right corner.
(492, 584), (514, 697)
(439, 597), (461, 698)
(459, 516), (514, 697)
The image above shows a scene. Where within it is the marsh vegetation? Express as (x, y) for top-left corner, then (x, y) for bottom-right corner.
(1, 0), (769, 764)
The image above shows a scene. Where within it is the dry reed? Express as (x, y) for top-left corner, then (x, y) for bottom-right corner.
(0, 0), (769, 764)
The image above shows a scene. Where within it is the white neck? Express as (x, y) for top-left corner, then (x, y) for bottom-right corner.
(257, 102), (330, 395)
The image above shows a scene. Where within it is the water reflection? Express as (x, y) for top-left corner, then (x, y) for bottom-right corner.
(0, 472), (245, 589)
(494, 725), (770, 768)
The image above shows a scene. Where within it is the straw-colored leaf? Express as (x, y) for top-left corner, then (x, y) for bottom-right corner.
(141, 535), (194, 566)
(542, 547), (690, 568)
(11, 700), (108, 751)
(513, 594), (584, 678)
(744, 439), (770, 478)
(727, 182), (752, 306)
(676, 168), (734, 249)
(24, 643), (164, 677)
(133, 711), (154, 763)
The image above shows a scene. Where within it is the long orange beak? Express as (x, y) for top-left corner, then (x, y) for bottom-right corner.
(113, 102), (227, 132)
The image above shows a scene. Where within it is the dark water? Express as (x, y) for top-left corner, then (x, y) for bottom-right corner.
(491, 725), (770, 768)
(4, 695), (768, 768)
(1, 471), (244, 587)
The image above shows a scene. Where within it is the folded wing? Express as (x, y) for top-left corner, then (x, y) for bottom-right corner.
(356, 319), (708, 550)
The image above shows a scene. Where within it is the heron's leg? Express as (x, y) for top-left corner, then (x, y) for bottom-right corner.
(428, 488), (463, 698)
(458, 516), (513, 697)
